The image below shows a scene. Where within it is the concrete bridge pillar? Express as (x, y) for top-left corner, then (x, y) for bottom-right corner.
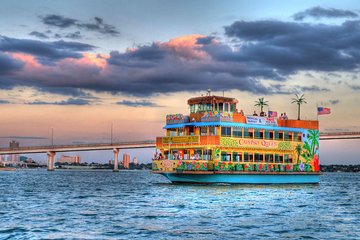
(113, 148), (119, 172)
(47, 151), (56, 171)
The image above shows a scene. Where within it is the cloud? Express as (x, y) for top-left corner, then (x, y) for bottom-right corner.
(29, 31), (49, 39)
(41, 14), (77, 28)
(40, 14), (119, 36)
(298, 86), (330, 92)
(108, 43), (166, 68)
(0, 36), (95, 63)
(0, 52), (25, 74)
(221, 20), (360, 76)
(346, 83), (360, 90)
(329, 99), (340, 105)
(2, 16), (360, 98)
(27, 98), (91, 105)
(64, 31), (83, 39)
(0, 99), (10, 104)
(77, 17), (119, 36)
(116, 100), (160, 107)
(196, 36), (215, 45)
(293, 6), (359, 21)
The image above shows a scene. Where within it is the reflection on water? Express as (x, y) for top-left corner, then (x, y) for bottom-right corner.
(0, 170), (359, 239)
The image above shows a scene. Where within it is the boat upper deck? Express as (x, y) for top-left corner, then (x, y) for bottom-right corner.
(166, 95), (318, 131)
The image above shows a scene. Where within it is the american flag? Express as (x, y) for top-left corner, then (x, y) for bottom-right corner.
(268, 111), (278, 117)
(317, 107), (331, 115)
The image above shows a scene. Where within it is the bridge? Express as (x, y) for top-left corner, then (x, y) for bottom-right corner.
(0, 132), (359, 171)
(319, 132), (360, 140)
(0, 141), (156, 171)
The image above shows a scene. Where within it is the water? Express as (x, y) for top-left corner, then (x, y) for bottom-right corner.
(0, 170), (359, 239)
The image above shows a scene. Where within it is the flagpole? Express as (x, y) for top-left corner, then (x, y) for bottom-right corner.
(316, 103), (318, 121)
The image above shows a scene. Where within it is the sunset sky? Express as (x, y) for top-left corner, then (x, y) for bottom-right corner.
(0, 0), (359, 164)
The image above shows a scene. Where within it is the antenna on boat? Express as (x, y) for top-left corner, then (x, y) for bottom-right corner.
(222, 90), (224, 97)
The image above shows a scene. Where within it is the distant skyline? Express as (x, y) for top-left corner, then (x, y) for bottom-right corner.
(0, 0), (359, 164)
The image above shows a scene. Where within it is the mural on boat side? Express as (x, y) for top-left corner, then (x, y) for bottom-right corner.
(296, 129), (320, 172)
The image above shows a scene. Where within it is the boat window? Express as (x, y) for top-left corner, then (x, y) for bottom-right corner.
(200, 127), (207, 136)
(204, 149), (212, 160)
(209, 126), (216, 135)
(284, 131), (288, 141)
(297, 133), (302, 142)
(244, 152), (253, 162)
(221, 127), (231, 136)
(164, 150), (169, 160)
(171, 150), (180, 160)
(254, 153), (263, 162)
(224, 103), (229, 112)
(169, 129), (177, 136)
(254, 129), (262, 139)
(219, 103), (223, 112)
(233, 128), (242, 138)
(278, 132), (284, 140)
(238, 153), (243, 162)
(284, 154), (293, 163)
(230, 104), (236, 112)
(191, 149), (202, 160)
(269, 131), (274, 140)
(206, 103), (212, 111)
(178, 128), (184, 136)
(189, 105), (194, 113)
(275, 154), (283, 163)
(233, 152), (242, 162)
(287, 132), (293, 141)
(194, 104), (199, 113)
(183, 150), (189, 160)
(188, 126), (194, 136)
(248, 129), (254, 139)
(265, 154), (273, 163)
(221, 151), (231, 161)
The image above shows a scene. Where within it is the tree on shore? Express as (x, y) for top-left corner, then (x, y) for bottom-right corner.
(254, 97), (269, 113)
(291, 94), (307, 120)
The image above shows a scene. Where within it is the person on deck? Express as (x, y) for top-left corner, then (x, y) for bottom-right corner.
(283, 113), (288, 120)
(253, 111), (258, 116)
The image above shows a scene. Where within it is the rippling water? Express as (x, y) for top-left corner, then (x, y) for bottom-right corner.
(0, 170), (359, 239)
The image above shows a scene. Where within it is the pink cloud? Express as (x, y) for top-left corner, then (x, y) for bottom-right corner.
(161, 34), (209, 60)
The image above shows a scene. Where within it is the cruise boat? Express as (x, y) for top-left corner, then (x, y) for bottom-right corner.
(152, 94), (320, 184)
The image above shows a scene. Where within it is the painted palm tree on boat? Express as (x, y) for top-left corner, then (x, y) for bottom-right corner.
(295, 144), (302, 164)
(254, 97), (269, 113)
(308, 130), (319, 156)
(291, 94), (307, 120)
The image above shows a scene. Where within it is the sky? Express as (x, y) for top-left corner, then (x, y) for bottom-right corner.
(0, 0), (359, 164)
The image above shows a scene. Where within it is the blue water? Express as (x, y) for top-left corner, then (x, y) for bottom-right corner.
(0, 170), (359, 239)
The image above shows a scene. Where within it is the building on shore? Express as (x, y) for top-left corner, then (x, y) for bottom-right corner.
(0, 141), (21, 167)
(8, 140), (20, 164)
(57, 155), (81, 164)
(123, 154), (130, 169)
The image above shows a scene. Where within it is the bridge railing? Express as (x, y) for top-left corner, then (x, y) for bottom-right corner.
(0, 140), (156, 152)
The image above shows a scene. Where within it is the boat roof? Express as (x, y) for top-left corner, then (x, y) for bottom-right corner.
(187, 95), (238, 105)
